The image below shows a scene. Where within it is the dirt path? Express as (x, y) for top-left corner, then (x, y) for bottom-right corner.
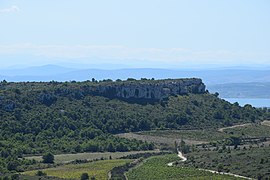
(198, 168), (254, 180)
(218, 120), (270, 132)
(108, 171), (112, 179)
(168, 151), (253, 179)
(261, 120), (270, 127)
(117, 132), (208, 146)
(218, 123), (252, 132)
(167, 150), (187, 166)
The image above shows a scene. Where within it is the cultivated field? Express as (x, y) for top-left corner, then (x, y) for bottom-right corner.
(24, 150), (159, 164)
(24, 159), (132, 180)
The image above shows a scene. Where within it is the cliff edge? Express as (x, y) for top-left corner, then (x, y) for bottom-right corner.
(93, 78), (206, 100)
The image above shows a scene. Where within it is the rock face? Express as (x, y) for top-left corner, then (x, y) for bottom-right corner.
(93, 78), (206, 100)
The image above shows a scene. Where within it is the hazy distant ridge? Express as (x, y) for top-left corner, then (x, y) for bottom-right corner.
(1, 65), (270, 85)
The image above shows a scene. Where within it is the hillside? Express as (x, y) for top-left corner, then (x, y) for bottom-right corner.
(0, 78), (264, 173)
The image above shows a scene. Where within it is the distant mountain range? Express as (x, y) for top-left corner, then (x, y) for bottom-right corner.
(0, 64), (270, 98)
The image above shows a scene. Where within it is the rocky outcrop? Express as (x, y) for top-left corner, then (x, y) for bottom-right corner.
(93, 78), (206, 100)
(0, 78), (206, 111)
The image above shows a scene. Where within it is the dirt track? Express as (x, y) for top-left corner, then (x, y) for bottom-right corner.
(261, 120), (270, 127)
(116, 132), (208, 147)
(167, 151), (187, 166)
(218, 123), (252, 132)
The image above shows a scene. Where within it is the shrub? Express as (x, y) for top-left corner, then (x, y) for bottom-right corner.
(36, 170), (47, 176)
(42, 153), (54, 164)
(11, 174), (19, 180)
(80, 173), (89, 180)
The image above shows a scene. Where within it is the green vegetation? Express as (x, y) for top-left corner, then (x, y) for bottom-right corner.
(121, 123), (270, 179)
(110, 151), (171, 179)
(24, 159), (132, 180)
(25, 150), (160, 164)
(0, 79), (266, 174)
(126, 154), (243, 179)
(36, 170), (47, 176)
(0, 174), (64, 180)
(123, 122), (270, 148)
(80, 173), (89, 180)
(138, 129), (228, 142)
(222, 123), (270, 138)
(42, 153), (54, 164)
(25, 150), (159, 164)
(185, 146), (270, 179)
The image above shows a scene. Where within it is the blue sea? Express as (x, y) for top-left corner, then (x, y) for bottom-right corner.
(224, 98), (270, 108)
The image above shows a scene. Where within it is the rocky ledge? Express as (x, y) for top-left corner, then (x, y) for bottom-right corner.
(93, 78), (206, 100)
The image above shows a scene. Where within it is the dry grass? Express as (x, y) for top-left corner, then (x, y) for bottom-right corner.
(25, 150), (160, 164)
(218, 123), (252, 132)
(116, 131), (209, 149)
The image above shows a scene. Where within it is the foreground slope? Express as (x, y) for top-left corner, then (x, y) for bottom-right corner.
(127, 154), (244, 180)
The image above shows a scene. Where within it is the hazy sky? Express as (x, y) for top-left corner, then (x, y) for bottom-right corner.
(0, 0), (270, 68)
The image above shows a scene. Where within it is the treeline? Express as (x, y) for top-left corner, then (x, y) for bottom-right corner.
(0, 135), (153, 172)
(0, 80), (265, 172)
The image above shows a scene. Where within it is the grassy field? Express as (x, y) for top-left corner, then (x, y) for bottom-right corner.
(138, 129), (228, 142)
(185, 146), (270, 179)
(117, 130), (227, 150)
(24, 159), (132, 180)
(222, 123), (270, 138)
(118, 123), (270, 148)
(126, 154), (244, 180)
(116, 130), (215, 150)
(24, 150), (159, 164)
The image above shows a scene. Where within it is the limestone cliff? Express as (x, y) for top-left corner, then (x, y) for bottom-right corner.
(93, 78), (206, 100)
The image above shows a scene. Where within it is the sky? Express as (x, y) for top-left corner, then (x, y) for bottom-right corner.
(0, 0), (270, 69)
